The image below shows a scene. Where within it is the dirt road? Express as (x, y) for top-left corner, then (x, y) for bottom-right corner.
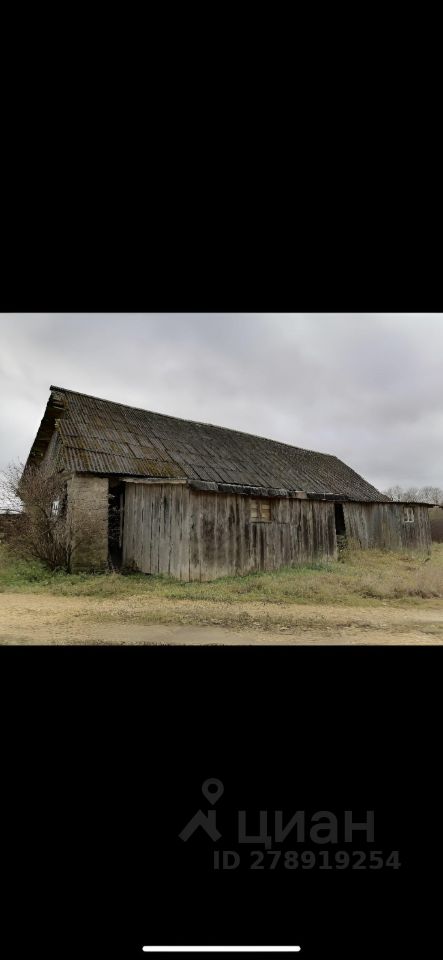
(1, 592), (442, 644)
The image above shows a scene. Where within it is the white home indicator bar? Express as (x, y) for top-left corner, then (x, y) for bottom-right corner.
(142, 949), (301, 954)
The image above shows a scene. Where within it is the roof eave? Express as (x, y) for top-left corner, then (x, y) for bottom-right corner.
(24, 389), (67, 472)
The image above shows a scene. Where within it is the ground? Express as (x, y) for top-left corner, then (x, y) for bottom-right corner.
(0, 543), (442, 644)
(1, 592), (443, 644)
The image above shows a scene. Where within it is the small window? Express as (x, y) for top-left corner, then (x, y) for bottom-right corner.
(251, 498), (271, 522)
(404, 507), (415, 523)
(51, 498), (60, 517)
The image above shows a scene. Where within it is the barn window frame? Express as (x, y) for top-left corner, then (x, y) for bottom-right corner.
(250, 497), (272, 522)
(403, 506), (415, 523)
(50, 485), (67, 520)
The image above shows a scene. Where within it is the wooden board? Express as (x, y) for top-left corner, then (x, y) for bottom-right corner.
(343, 502), (431, 552)
(122, 484), (428, 582)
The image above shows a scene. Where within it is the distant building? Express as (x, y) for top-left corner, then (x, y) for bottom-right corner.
(429, 505), (443, 542)
(23, 386), (432, 577)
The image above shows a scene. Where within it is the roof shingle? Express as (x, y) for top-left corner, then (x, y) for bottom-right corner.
(26, 387), (390, 502)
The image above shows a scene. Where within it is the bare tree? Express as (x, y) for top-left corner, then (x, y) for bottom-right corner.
(420, 486), (443, 505)
(0, 461), (109, 572)
(403, 486), (419, 502)
(383, 485), (404, 501)
(383, 484), (443, 505)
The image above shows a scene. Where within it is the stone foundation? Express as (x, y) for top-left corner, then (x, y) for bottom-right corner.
(67, 475), (109, 572)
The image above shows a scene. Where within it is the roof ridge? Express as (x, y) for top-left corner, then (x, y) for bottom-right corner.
(49, 385), (335, 459)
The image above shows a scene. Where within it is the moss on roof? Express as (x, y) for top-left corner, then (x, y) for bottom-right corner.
(25, 386), (389, 502)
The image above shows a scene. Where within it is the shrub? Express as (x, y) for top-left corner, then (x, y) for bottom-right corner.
(0, 461), (108, 573)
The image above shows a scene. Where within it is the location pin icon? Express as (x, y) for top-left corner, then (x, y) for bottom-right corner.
(202, 778), (224, 805)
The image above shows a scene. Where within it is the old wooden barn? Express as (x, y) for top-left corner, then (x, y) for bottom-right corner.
(24, 387), (432, 577)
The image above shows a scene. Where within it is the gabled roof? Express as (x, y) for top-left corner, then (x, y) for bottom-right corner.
(25, 386), (390, 502)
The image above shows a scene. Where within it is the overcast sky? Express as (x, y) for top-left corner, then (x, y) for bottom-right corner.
(0, 313), (442, 492)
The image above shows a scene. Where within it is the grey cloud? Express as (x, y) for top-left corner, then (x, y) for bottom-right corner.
(0, 313), (442, 493)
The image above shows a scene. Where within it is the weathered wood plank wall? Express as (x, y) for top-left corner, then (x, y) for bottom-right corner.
(123, 485), (433, 580)
(122, 484), (337, 580)
(123, 482), (191, 580)
(342, 503), (431, 552)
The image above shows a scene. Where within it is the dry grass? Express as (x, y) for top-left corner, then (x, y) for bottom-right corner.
(0, 542), (442, 607)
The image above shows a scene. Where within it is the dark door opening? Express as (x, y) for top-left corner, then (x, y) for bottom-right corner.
(109, 480), (125, 569)
(334, 502), (346, 538)
(334, 503), (346, 551)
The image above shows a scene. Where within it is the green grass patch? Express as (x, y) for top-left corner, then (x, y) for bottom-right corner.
(1, 542), (442, 606)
